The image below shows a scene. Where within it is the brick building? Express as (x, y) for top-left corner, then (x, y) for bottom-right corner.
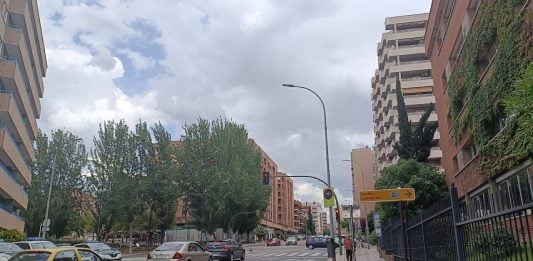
(293, 200), (307, 233)
(351, 147), (376, 220)
(425, 0), (532, 200)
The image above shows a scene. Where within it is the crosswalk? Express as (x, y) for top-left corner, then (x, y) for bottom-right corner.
(248, 251), (328, 258)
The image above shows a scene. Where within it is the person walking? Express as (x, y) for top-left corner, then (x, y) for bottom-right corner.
(343, 236), (353, 261)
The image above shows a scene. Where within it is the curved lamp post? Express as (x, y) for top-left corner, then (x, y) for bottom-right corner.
(227, 211), (256, 240)
(282, 84), (336, 256)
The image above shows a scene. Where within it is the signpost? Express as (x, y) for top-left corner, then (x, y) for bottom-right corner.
(323, 187), (335, 208)
(360, 188), (415, 260)
(359, 188), (415, 202)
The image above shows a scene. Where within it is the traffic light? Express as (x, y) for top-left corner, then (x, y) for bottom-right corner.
(262, 171), (270, 185)
(335, 207), (340, 222)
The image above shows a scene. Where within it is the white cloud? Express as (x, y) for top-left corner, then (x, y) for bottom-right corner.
(37, 0), (431, 202)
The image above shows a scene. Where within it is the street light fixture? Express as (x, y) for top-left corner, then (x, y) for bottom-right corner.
(282, 83), (336, 258)
(343, 158), (370, 249)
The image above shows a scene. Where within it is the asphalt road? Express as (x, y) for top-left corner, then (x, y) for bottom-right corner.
(245, 243), (328, 261)
(123, 242), (329, 261)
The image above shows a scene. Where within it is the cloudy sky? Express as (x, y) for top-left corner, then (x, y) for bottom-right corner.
(37, 0), (431, 206)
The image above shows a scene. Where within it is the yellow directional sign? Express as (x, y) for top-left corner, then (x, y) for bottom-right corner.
(359, 188), (416, 202)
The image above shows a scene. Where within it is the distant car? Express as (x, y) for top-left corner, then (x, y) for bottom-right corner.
(285, 237), (298, 246)
(205, 239), (245, 261)
(147, 241), (213, 261)
(9, 247), (102, 261)
(0, 242), (22, 260)
(75, 242), (122, 261)
(14, 240), (56, 250)
(266, 238), (280, 246)
(306, 236), (327, 249)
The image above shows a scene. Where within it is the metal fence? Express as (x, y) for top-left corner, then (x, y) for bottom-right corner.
(380, 186), (533, 260)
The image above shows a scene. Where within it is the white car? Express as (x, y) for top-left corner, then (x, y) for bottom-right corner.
(75, 242), (122, 261)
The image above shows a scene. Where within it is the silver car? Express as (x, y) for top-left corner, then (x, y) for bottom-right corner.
(147, 241), (213, 261)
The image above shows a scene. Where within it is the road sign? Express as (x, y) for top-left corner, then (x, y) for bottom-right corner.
(323, 187), (335, 208)
(359, 188), (415, 202)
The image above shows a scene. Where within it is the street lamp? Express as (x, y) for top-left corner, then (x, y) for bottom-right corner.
(227, 211), (256, 240)
(343, 159), (370, 249)
(282, 83), (336, 257)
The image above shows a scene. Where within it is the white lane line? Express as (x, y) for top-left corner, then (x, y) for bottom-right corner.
(286, 252), (299, 256)
(298, 252), (309, 256)
(311, 252), (322, 256)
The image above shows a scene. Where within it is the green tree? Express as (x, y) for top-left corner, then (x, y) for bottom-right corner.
(0, 229), (25, 242)
(90, 120), (147, 253)
(393, 78), (438, 162)
(24, 129), (87, 238)
(306, 207), (316, 235)
(375, 159), (447, 222)
(176, 117), (270, 236)
(143, 122), (179, 236)
(253, 225), (266, 241)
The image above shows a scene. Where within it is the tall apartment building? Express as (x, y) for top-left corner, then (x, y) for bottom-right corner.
(320, 212), (327, 235)
(303, 202), (323, 235)
(372, 13), (442, 175)
(425, 0), (532, 199)
(351, 147), (376, 220)
(293, 200), (307, 233)
(253, 140), (297, 236)
(0, 0), (47, 231)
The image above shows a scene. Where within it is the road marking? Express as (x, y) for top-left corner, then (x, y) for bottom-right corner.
(287, 252), (299, 256)
(311, 252), (321, 256)
(298, 252), (309, 256)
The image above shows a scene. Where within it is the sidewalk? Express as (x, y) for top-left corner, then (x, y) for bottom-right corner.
(332, 246), (383, 261)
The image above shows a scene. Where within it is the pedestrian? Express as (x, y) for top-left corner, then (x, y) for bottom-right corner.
(343, 236), (353, 261)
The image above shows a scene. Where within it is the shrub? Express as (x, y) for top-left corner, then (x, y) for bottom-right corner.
(0, 229), (25, 242)
(368, 230), (378, 246)
(473, 228), (516, 257)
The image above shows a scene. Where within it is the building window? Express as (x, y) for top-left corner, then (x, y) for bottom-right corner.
(498, 168), (533, 209)
(470, 189), (490, 217)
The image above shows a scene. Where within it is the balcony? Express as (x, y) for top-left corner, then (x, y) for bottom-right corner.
(387, 44), (425, 57)
(0, 56), (36, 136)
(0, 203), (24, 230)
(383, 28), (425, 41)
(407, 111), (438, 123)
(401, 77), (434, 88)
(0, 91), (35, 161)
(0, 161), (28, 208)
(390, 60), (432, 74)
(0, 126), (31, 185)
(4, 23), (42, 118)
(9, 0), (47, 94)
(404, 94), (435, 107)
(428, 147), (442, 160)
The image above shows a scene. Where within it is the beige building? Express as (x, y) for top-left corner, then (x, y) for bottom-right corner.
(351, 148), (376, 220)
(372, 13), (442, 176)
(303, 202), (323, 235)
(0, 0), (47, 231)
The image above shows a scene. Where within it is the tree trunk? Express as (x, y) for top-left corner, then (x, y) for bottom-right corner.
(128, 222), (133, 254)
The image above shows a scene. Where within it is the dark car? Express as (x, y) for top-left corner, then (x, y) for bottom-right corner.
(75, 242), (122, 260)
(265, 238), (280, 247)
(205, 239), (245, 261)
(305, 236), (327, 249)
(0, 242), (22, 259)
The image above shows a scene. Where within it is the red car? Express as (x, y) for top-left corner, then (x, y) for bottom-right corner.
(266, 238), (280, 246)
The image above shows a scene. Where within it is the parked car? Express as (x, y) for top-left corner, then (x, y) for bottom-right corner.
(9, 247), (102, 261)
(147, 241), (213, 261)
(285, 236), (298, 246)
(205, 239), (245, 261)
(266, 238), (280, 246)
(14, 239), (56, 250)
(305, 236), (327, 249)
(75, 241), (122, 261)
(0, 242), (22, 261)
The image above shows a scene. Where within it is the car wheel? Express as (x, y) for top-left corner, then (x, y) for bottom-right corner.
(208, 257), (213, 261)
(241, 251), (245, 260)
(308, 244), (314, 250)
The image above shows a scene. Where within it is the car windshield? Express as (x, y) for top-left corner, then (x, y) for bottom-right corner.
(155, 243), (184, 251)
(0, 243), (22, 252)
(9, 252), (50, 261)
(287, 237), (296, 240)
(90, 243), (112, 250)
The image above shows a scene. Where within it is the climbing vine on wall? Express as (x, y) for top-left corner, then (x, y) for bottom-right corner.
(447, 0), (532, 176)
